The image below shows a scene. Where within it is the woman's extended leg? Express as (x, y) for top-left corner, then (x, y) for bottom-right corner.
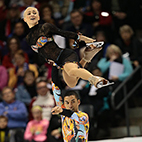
(63, 62), (108, 88)
(62, 69), (79, 88)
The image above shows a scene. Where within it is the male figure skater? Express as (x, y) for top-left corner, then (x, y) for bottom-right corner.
(51, 82), (89, 142)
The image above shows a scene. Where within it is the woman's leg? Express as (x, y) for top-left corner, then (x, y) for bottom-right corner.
(62, 69), (79, 88)
(63, 62), (108, 88)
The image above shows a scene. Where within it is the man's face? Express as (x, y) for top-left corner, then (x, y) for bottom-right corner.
(36, 82), (49, 96)
(2, 89), (15, 103)
(24, 7), (40, 27)
(64, 95), (80, 112)
(71, 12), (83, 27)
(0, 118), (8, 129)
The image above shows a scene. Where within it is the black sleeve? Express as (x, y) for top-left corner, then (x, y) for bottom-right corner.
(59, 108), (74, 117)
(42, 23), (78, 40)
(51, 66), (62, 90)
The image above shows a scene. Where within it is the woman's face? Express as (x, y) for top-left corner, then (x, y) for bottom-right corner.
(120, 31), (132, 41)
(14, 23), (25, 36)
(42, 7), (51, 17)
(108, 49), (119, 58)
(24, 7), (40, 27)
(24, 73), (35, 85)
(9, 38), (18, 53)
(92, 1), (101, 11)
(14, 54), (25, 66)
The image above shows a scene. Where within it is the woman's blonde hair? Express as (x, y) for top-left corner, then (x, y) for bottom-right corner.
(105, 44), (122, 57)
(119, 25), (134, 35)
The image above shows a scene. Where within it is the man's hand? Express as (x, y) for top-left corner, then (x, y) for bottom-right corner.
(51, 106), (63, 115)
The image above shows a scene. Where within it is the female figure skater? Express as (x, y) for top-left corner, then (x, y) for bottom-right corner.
(24, 7), (108, 88)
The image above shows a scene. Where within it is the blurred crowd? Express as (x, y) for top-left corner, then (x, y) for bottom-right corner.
(0, 0), (142, 141)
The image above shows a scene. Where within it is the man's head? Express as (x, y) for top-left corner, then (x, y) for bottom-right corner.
(36, 77), (49, 96)
(2, 87), (15, 104)
(23, 7), (40, 28)
(70, 9), (83, 27)
(0, 116), (8, 129)
(63, 90), (80, 112)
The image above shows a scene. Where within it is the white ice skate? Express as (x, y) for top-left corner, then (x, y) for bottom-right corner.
(96, 81), (114, 88)
(86, 41), (104, 48)
(83, 41), (104, 62)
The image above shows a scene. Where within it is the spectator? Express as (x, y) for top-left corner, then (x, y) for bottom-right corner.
(49, 0), (74, 25)
(0, 115), (10, 142)
(2, 36), (29, 69)
(9, 21), (26, 40)
(0, 65), (8, 92)
(16, 70), (37, 106)
(10, 21), (34, 62)
(84, 0), (112, 40)
(0, 87), (28, 142)
(97, 44), (133, 89)
(5, 6), (21, 37)
(0, 0), (8, 22)
(40, 3), (55, 25)
(95, 30), (110, 57)
(67, 9), (93, 38)
(0, 0), (8, 41)
(115, 25), (142, 67)
(29, 77), (55, 121)
(18, 0), (40, 18)
(24, 106), (49, 142)
(8, 50), (38, 88)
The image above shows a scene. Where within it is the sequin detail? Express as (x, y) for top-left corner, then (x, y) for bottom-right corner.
(31, 36), (53, 53)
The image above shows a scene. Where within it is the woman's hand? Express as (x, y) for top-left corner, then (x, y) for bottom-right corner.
(109, 55), (118, 62)
(17, 68), (24, 76)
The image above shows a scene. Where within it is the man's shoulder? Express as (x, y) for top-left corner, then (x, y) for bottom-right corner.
(79, 111), (89, 118)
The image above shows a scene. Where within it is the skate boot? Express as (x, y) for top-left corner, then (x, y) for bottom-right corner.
(83, 41), (104, 62)
(88, 76), (114, 88)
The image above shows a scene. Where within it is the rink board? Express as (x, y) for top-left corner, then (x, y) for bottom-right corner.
(90, 137), (142, 142)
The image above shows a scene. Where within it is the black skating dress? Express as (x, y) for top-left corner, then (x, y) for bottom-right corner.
(26, 23), (80, 88)
(26, 23), (79, 67)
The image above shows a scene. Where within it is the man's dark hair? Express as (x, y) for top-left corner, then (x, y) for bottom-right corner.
(70, 9), (83, 16)
(63, 90), (80, 100)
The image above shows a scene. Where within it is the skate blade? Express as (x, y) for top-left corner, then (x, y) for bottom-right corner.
(86, 41), (104, 48)
(97, 82), (114, 88)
